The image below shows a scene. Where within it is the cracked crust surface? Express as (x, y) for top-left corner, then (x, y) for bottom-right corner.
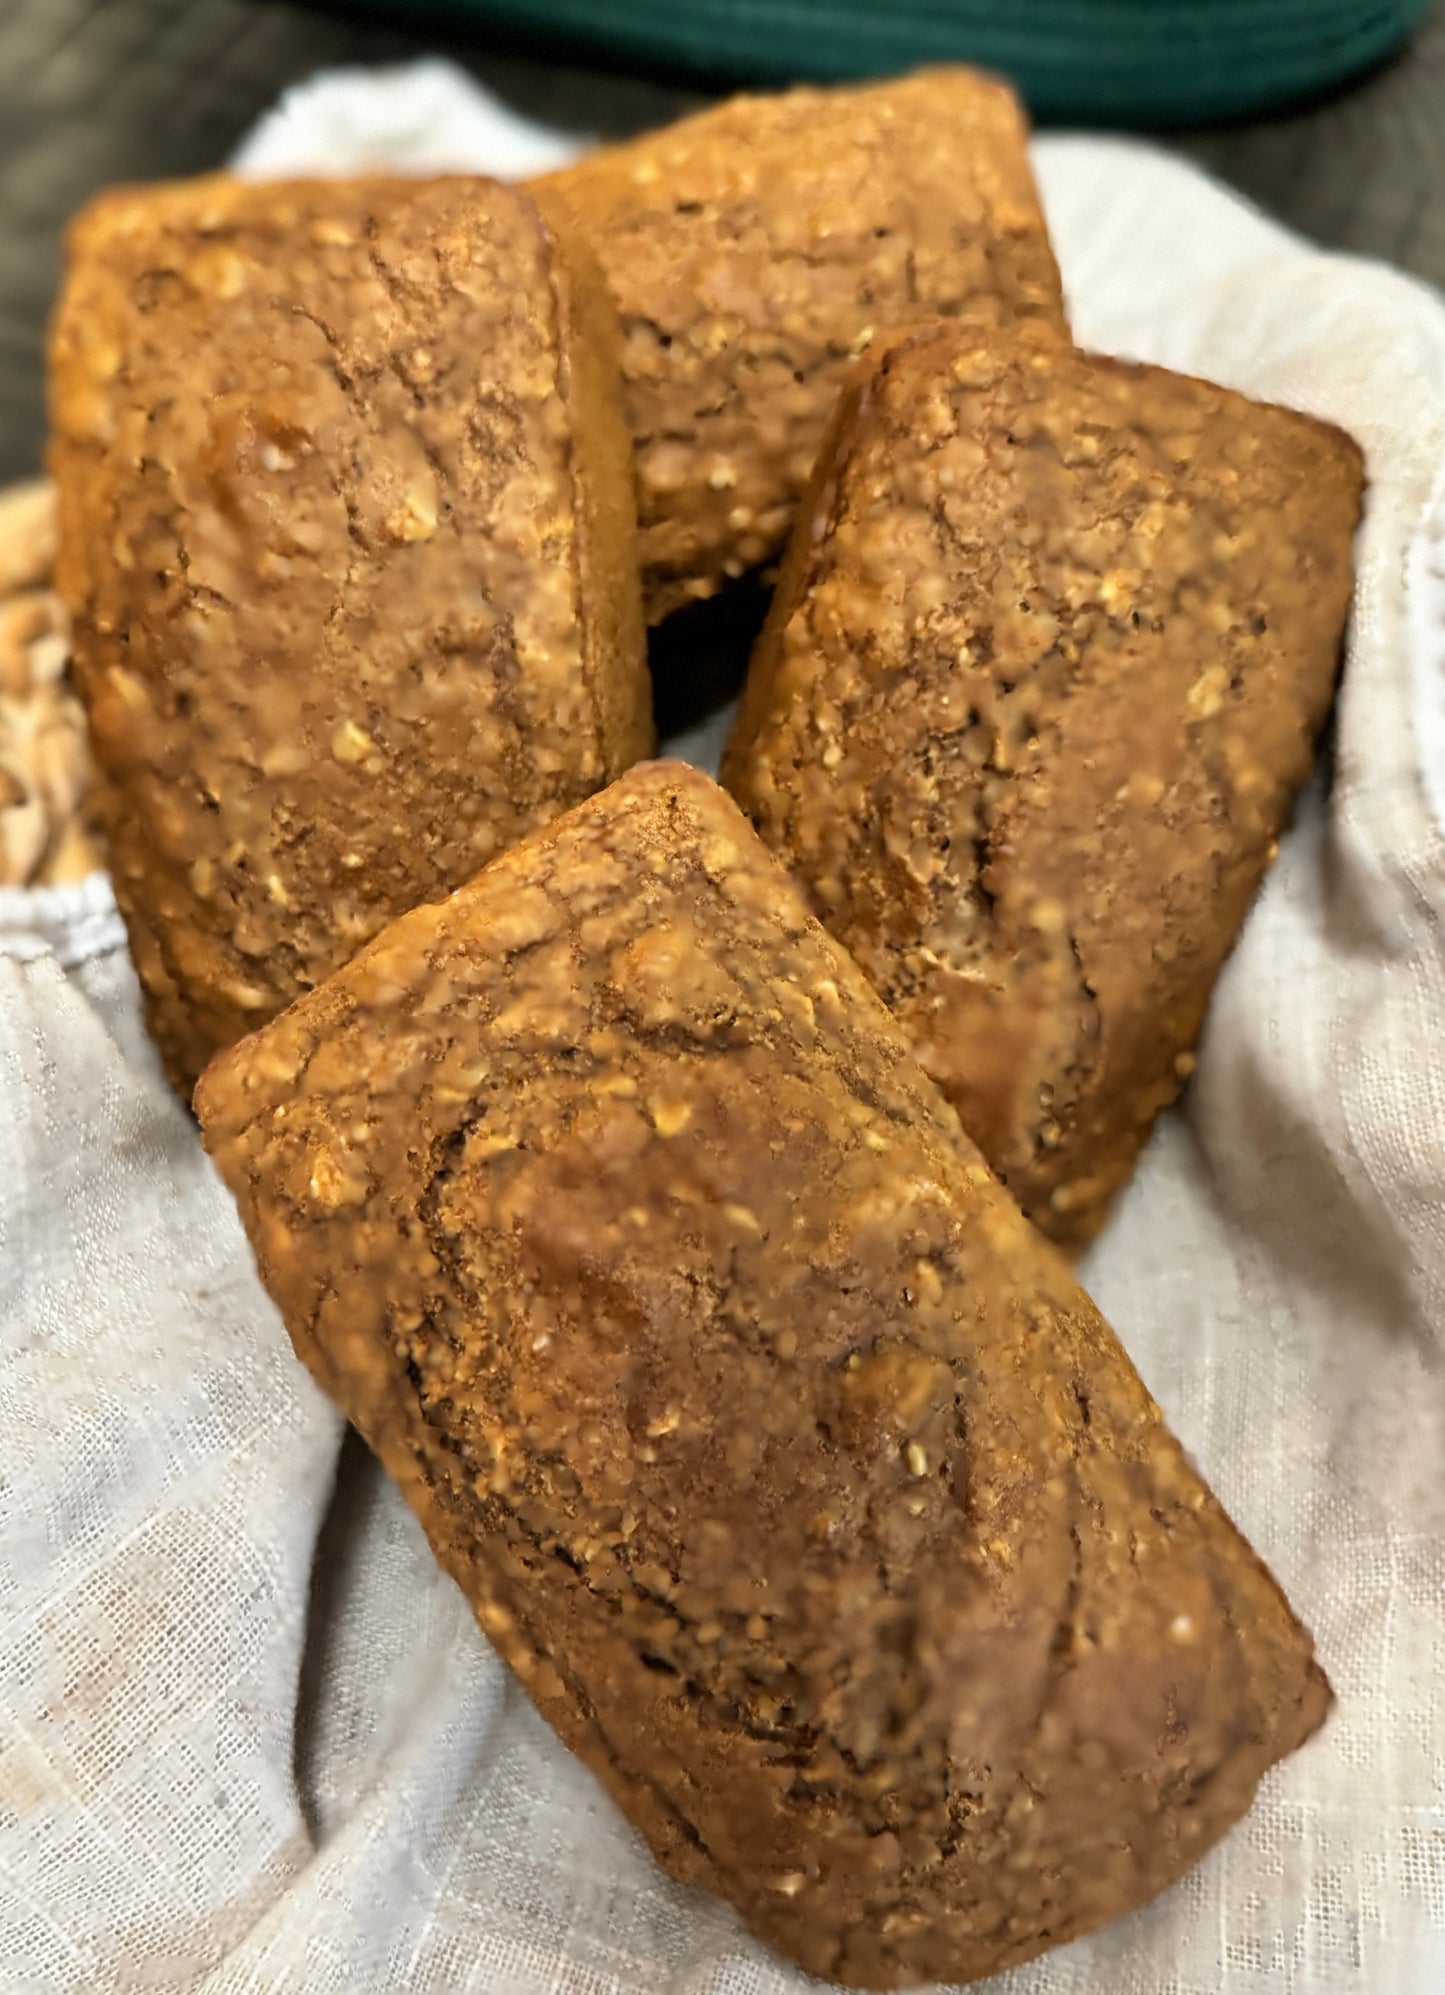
(50, 172), (651, 1095)
(534, 69), (1066, 623)
(723, 325), (1364, 1247)
(198, 761), (1328, 1990)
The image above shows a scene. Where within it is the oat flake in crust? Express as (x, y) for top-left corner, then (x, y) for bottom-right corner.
(50, 172), (650, 1096)
(724, 324), (1364, 1248)
(534, 69), (1066, 624)
(198, 761), (1328, 1990)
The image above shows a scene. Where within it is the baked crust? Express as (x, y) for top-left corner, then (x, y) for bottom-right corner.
(50, 172), (651, 1094)
(535, 70), (1066, 623)
(724, 324), (1364, 1245)
(199, 760), (1329, 1990)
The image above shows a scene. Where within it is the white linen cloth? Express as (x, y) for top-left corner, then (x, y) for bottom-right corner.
(2, 62), (1442, 1995)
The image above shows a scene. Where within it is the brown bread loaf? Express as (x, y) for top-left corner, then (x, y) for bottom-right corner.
(724, 324), (1363, 1247)
(534, 70), (1066, 623)
(50, 172), (651, 1095)
(197, 760), (1328, 1990)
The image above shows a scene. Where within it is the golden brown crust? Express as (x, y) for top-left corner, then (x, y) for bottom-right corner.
(50, 171), (652, 1095)
(723, 325), (1364, 1247)
(198, 761), (1328, 1990)
(534, 69), (1066, 623)
(532, 186), (652, 776)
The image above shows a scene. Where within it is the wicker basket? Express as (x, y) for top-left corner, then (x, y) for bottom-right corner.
(0, 481), (99, 889)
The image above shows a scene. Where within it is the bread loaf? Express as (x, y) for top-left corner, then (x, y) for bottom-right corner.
(198, 760), (1329, 1989)
(724, 323), (1363, 1245)
(535, 70), (1066, 623)
(51, 172), (651, 1094)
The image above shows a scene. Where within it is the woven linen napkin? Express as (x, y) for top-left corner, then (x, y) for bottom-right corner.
(2, 62), (1442, 1995)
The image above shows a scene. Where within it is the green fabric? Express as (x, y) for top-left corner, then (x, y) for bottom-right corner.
(358, 0), (1429, 123)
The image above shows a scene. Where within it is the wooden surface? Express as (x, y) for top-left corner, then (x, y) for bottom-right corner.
(1, 0), (1442, 483)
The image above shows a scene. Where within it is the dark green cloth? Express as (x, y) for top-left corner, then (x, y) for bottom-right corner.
(356, 0), (1428, 123)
